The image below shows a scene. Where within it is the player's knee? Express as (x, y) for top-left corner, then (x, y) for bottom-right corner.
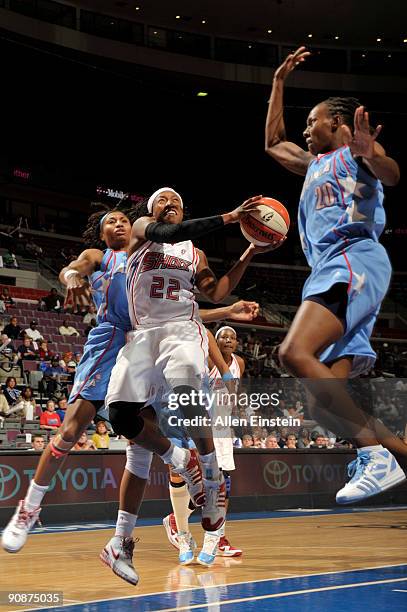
(278, 340), (308, 374)
(125, 443), (152, 479)
(109, 401), (145, 439)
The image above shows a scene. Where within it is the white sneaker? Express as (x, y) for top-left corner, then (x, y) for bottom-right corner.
(163, 513), (180, 550)
(178, 531), (196, 565)
(2, 500), (41, 553)
(201, 474), (226, 532)
(336, 448), (406, 504)
(100, 536), (138, 585)
(197, 532), (220, 567)
(174, 449), (205, 507)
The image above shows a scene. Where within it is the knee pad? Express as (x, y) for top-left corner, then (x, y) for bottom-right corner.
(50, 434), (75, 459)
(223, 470), (231, 498)
(125, 443), (153, 479)
(109, 401), (145, 439)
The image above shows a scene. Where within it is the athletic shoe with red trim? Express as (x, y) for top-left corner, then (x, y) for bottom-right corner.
(100, 536), (138, 585)
(174, 449), (206, 507)
(2, 500), (41, 553)
(201, 473), (226, 532)
(163, 513), (179, 549)
(217, 536), (243, 557)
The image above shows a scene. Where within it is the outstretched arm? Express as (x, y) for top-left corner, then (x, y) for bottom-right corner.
(265, 47), (314, 176)
(199, 300), (259, 323)
(129, 196), (263, 254)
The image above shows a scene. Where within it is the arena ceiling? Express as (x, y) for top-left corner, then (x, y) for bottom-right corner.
(74, 0), (406, 47)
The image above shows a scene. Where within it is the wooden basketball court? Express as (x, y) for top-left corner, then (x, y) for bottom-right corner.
(1, 508), (406, 610)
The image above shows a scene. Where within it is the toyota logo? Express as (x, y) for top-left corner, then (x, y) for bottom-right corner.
(0, 464), (21, 502)
(263, 460), (291, 490)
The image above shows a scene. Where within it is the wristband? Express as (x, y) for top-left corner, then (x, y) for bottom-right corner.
(222, 372), (234, 382)
(64, 269), (80, 281)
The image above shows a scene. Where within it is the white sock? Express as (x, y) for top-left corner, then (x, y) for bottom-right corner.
(115, 510), (138, 538)
(160, 444), (188, 470)
(200, 451), (219, 480)
(359, 445), (384, 453)
(169, 483), (191, 533)
(24, 481), (48, 511)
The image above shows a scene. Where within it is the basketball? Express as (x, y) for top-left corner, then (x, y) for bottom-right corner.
(240, 197), (290, 246)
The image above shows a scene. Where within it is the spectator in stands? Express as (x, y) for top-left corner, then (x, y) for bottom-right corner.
(231, 428), (242, 448)
(42, 288), (63, 313)
(311, 434), (327, 449)
(39, 357), (68, 396)
(3, 250), (18, 268)
(285, 433), (298, 449)
(28, 435), (45, 452)
(278, 426), (289, 448)
(92, 420), (110, 449)
(0, 288), (14, 307)
(14, 386), (37, 420)
(3, 376), (20, 406)
(0, 388), (11, 420)
(83, 303), (97, 325)
(265, 435), (280, 448)
(84, 318), (97, 337)
(2, 316), (22, 340)
(17, 337), (37, 362)
(297, 427), (311, 449)
(38, 340), (53, 361)
(0, 299), (5, 314)
(0, 333), (13, 359)
(24, 320), (43, 343)
(59, 320), (80, 337)
(40, 399), (61, 431)
(242, 434), (254, 448)
(59, 352), (76, 376)
(73, 351), (82, 366)
(56, 397), (67, 422)
(25, 238), (43, 258)
(73, 431), (97, 451)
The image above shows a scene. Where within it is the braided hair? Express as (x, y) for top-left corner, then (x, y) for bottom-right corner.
(83, 201), (138, 250)
(321, 96), (362, 131)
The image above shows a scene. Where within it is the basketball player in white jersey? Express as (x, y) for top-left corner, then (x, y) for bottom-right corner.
(105, 188), (280, 578)
(164, 325), (245, 566)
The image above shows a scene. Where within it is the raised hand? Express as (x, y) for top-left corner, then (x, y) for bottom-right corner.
(274, 46), (311, 81)
(341, 106), (382, 159)
(228, 300), (260, 321)
(227, 195), (263, 223)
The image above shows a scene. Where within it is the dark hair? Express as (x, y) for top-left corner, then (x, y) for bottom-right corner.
(82, 202), (138, 250)
(21, 386), (33, 398)
(5, 376), (16, 387)
(321, 96), (361, 131)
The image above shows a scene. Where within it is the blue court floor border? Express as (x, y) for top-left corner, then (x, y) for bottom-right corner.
(20, 564), (407, 612)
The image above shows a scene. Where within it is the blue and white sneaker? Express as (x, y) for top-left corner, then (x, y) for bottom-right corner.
(178, 531), (196, 565)
(336, 448), (406, 504)
(197, 532), (220, 567)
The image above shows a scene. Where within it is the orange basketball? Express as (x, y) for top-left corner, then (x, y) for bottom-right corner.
(240, 197), (290, 246)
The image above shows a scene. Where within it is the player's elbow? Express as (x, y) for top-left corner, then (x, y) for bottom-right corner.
(384, 169), (400, 187)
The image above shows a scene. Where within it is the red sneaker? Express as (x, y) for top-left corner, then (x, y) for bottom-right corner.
(163, 513), (179, 549)
(175, 449), (206, 507)
(217, 536), (243, 557)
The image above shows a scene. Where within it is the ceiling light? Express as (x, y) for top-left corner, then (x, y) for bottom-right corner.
(248, 44), (252, 48)
(308, 33), (313, 38)
(135, 6), (140, 10)
(153, 31), (158, 35)
(362, 53), (366, 57)
(197, 91), (208, 97)
(376, 37), (382, 42)
(387, 54), (392, 58)
(334, 35), (339, 40)
(202, 19), (206, 24)
(176, 15), (181, 19)
(267, 29), (272, 34)
(403, 38), (407, 43)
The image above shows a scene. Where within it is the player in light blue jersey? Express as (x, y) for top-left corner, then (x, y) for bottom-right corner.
(265, 46), (406, 504)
